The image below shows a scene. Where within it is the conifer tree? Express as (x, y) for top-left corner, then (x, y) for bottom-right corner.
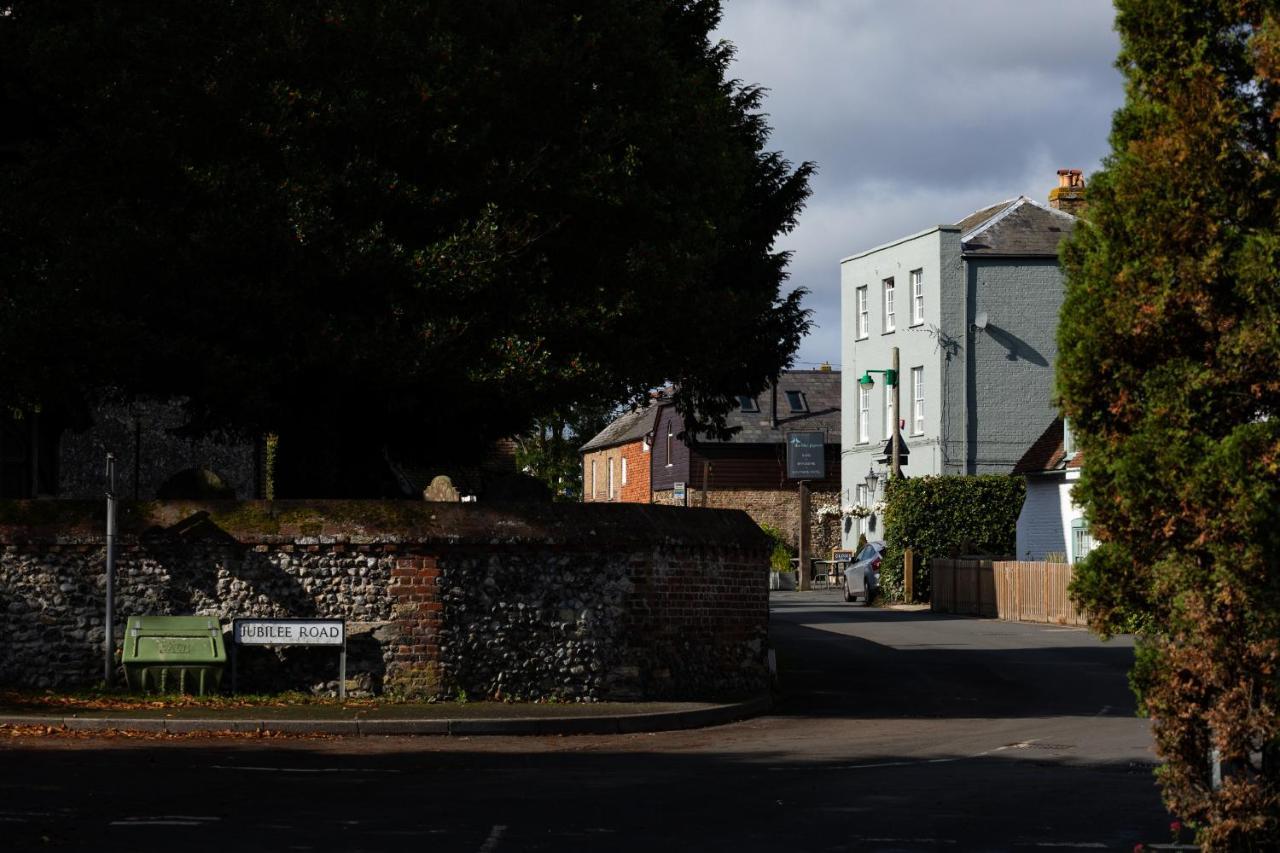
(1060, 1), (1280, 845)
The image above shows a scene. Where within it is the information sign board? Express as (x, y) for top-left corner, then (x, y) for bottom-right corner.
(786, 431), (826, 480)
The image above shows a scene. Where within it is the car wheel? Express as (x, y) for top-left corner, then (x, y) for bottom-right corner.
(862, 576), (874, 606)
(843, 580), (854, 603)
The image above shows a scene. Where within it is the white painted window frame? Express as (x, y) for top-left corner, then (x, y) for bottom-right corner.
(883, 278), (895, 331)
(885, 386), (894, 439)
(856, 286), (869, 339)
(621, 456), (628, 486)
(910, 268), (924, 326)
(858, 386), (870, 443)
(911, 366), (924, 434)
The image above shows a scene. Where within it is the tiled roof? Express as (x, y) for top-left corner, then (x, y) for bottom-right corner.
(700, 369), (841, 444)
(957, 197), (1077, 256)
(579, 405), (656, 452)
(1013, 418), (1084, 474)
(954, 199), (1017, 234)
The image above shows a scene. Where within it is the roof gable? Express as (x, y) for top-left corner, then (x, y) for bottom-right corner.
(958, 197), (1076, 256)
(579, 405), (656, 452)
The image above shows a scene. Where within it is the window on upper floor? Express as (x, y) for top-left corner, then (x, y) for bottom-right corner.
(590, 459), (597, 498)
(607, 458), (614, 499)
(883, 278), (895, 332)
(621, 456), (628, 486)
(856, 286), (869, 338)
(910, 268), (924, 325)
(785, 390), (808, 413)
(665, 424), (673, 467)
(1063, 418), (1075, 456)
(858, 386), (870, 443)
(737, 394), (760, 413)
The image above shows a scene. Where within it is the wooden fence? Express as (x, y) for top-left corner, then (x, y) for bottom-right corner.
(931, 559), (1088, 627)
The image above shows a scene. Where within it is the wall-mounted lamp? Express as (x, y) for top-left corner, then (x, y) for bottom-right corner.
(970, 311), (989, 334)
(864, 467), (881, 497)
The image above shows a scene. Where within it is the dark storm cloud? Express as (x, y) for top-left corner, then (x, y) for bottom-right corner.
(715, 0), (1124, 366)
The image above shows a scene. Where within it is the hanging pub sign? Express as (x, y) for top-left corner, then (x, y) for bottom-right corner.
(786, 431), (826, 480)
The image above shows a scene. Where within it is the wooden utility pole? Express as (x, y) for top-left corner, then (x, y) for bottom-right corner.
(797, 480), (811, 591)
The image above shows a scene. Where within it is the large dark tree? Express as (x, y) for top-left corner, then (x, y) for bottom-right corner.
(1059, 1), (1280, 846)
(0, 0), (811, 495)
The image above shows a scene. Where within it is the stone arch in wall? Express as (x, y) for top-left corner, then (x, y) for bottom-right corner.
(156, 467), (237, 500)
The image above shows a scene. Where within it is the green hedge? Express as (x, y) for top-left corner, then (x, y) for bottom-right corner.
(880, 475), (1024, 602)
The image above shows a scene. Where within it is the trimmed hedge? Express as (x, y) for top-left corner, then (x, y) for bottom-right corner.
(880, 475), (1024, 602)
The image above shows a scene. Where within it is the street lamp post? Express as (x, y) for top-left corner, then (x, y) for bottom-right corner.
(858, 345), (902, 480)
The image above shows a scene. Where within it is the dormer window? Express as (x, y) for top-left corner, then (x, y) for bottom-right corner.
(785, 390), (808, 413)
(737, 395), (760, 413)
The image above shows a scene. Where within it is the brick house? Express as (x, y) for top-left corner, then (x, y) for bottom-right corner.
(649, 369), (842, 553)
(839, 170), (1085, 550)
(1012, 418), (1093, 563)
(579, 405), (655, 503)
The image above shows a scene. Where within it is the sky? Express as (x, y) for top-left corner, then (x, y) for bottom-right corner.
(714, 0), (1126, 369)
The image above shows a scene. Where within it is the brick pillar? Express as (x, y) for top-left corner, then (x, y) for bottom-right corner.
(386, 553), (443, 699)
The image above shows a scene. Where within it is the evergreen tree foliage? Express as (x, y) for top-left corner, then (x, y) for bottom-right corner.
(0, 1), (812, 495)
(1059, 2), (1280, 844)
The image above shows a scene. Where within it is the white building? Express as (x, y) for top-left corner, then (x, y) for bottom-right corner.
(838, 172), (1084, 549)
(1013, 418), (1093, 563)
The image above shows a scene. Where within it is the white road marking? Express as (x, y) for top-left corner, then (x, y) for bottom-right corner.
(861, 838), (957, 845)
(1095, 705), (1113, 716)
(1019, 843), (1107, 848)
(477, 824), (507, 853)
(211, 764), (401, 774)
(813, 739), (1042, 771)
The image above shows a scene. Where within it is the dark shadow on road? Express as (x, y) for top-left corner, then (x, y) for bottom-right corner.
(0, 741), (1168, 853)
(769, 603), (1138, 720)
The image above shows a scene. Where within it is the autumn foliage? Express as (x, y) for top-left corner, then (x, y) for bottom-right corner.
(1059, 1), (1280, 847)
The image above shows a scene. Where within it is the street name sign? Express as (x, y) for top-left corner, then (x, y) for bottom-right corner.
(230, 618), (349, 698)
(233, 618), (344, 646)
(786, 431), (826, 480)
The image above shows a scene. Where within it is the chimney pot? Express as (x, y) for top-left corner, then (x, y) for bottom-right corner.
(1049, 168), (1086, 215)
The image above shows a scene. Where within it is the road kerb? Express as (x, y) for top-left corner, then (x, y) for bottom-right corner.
(0, 695), (772, 737)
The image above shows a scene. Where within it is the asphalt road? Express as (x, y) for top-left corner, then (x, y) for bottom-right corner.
(2, 592), (1169, 852)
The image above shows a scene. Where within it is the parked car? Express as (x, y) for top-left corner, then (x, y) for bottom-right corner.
(842, 541), (884, 605)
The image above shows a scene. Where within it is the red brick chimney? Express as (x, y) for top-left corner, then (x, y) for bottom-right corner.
(1048, 168), (1086, 216)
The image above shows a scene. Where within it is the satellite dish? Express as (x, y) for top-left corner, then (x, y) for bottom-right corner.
(973, 311), (989, 330)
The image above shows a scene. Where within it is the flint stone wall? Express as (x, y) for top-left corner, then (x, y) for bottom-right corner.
(0, 501), (770, 700)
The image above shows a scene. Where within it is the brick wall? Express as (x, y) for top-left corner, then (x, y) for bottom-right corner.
(619, 440), (650, 503)
(0, 501), (769, 700)
(582, 440), (649, 503)
(654, 487), (841, 556)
